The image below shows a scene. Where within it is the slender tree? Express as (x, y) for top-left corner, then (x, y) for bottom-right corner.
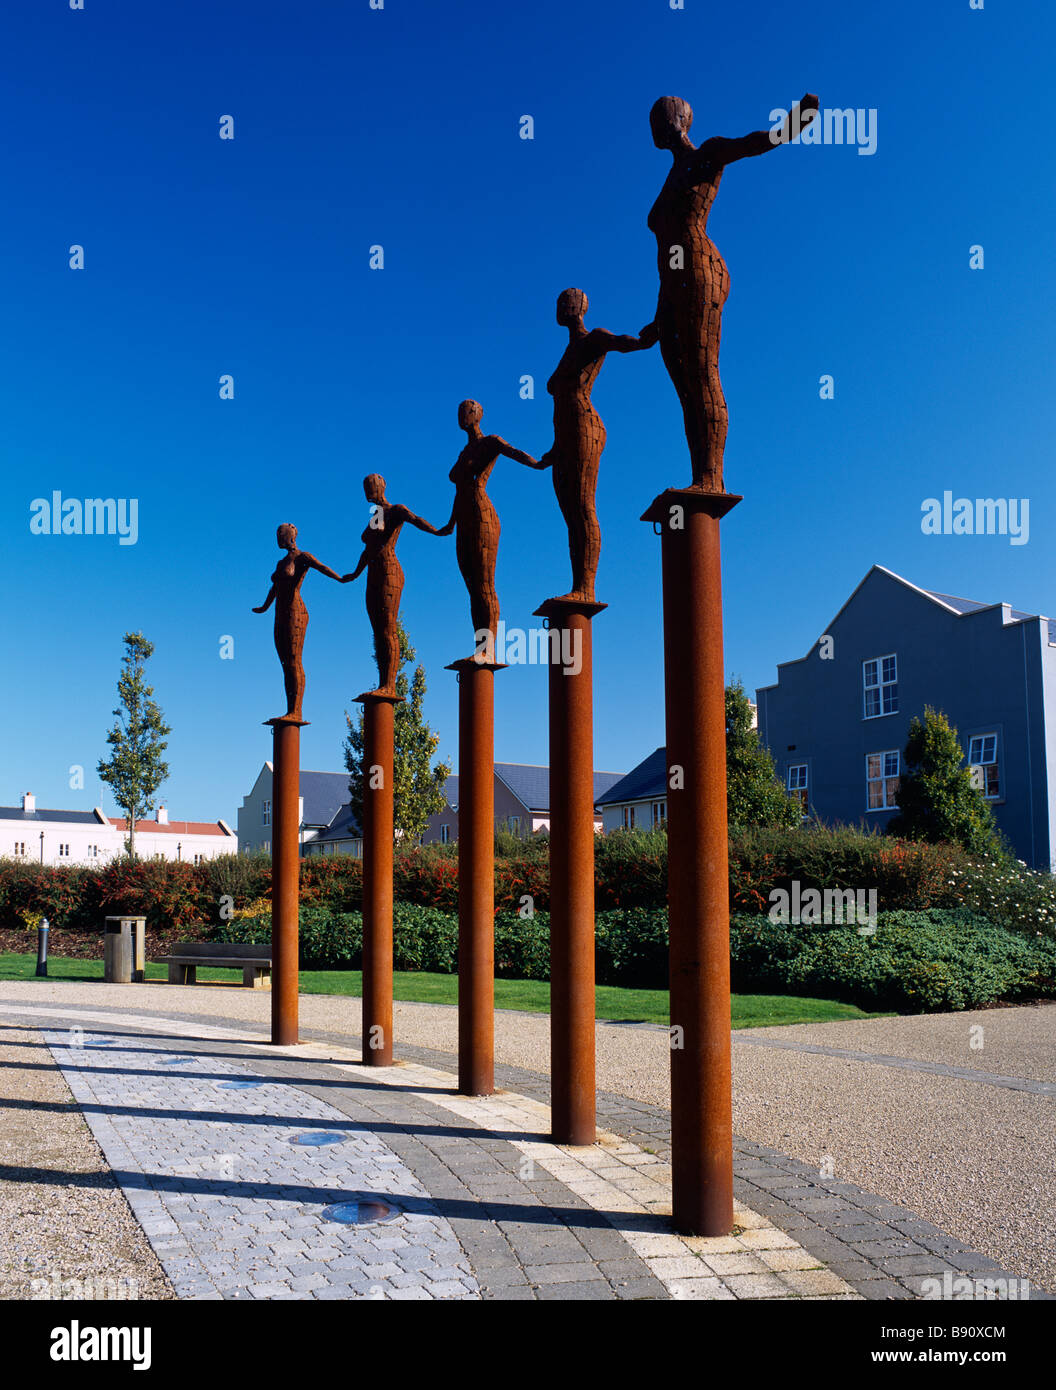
(344, 621), (451, 843)
(97, 632), (172, 860)
(888, 707), (1004, 856)
(725, 679), (800, 829)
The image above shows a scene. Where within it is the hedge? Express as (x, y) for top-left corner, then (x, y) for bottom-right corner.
(207, 903), (1056, 1013)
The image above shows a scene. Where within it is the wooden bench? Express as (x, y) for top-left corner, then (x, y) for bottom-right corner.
(158, 941), (272, 989)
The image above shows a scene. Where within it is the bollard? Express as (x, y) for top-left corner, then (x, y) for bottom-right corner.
(35, 918), (49, 978)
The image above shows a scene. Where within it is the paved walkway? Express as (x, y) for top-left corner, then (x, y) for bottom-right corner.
(0, 984), (1050, 1301)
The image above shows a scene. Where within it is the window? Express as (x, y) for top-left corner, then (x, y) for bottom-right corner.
(263, 840), (271, 854)
(968, 734), (1000, 799)
(13, 842), (25, 857)
(866, 751), (900, 810)
(262, 800), (271, 826)
(863, 654), (898, 718)
(787, 765), (809, 815)
(193, 854), (203, 866)
(508, 816), (520, 834)
(440, 824), (450, 844)
(58, 843), (70, 857)
(622, 806), (637, 831)
(87, 844), (99, 858)
(652, 801), (667, 826)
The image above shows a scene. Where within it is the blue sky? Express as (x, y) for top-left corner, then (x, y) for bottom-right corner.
(2, 0), (1054, 828)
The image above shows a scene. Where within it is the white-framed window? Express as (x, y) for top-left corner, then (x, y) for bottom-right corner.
(440, 824), (450, 844)
(262, 800), (271, 826)
(787, 764), (809, 815)
(193, 853), (203, 866)
(58, 843), (71, 857)
(866, 751), (900, 810)
(863, 654), (898, 718)
(263, 840), (271, 854)
(652, 801), (666, 826)
(968, 734), (1000, 799)
(622, 806), (637, 831)
(87, 844), (98, 858)
(13, 842), (25, 857)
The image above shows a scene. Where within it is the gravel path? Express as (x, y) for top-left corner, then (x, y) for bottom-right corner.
(2, 980), (1052, 1293)
(0, 1023), (174, 1301)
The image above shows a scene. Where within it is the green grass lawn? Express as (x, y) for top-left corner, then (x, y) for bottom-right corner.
(0, 951), (886, 1028)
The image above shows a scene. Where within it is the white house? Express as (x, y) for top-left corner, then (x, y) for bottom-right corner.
(0, 793), (236, 865)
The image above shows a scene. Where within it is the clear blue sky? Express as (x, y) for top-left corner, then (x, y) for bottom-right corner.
(2, 0), (1054, 828)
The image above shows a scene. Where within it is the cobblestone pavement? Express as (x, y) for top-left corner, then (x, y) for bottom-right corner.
(2, 1004), (859, 1301)
(0, 995), (1048, 1301)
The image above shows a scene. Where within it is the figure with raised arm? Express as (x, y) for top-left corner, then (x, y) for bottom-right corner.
(438, 399), (538, 658)
(345, 475), (448, 694)
(534, 288), (656, 602)
(253, 523), (349, 720)
(647, 92), (819, 491)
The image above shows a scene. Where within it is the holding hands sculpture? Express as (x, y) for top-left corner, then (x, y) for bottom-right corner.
(534, 288), (656, 602)
(439, 399), (538, 658)
(647, 93), (818, 491)
(344, 474), (448, 695)
(253, 523), (349, 720)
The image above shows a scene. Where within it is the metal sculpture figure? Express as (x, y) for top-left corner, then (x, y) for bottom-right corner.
(535, 289), (656, 601)
(345, 475), (448, 694)
(253, 522), (349, 720)
(647, 93), (818, 491)
(439, 399), (538, 657)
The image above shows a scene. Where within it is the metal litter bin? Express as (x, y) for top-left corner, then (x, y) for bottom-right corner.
(104, 916), (146, 983)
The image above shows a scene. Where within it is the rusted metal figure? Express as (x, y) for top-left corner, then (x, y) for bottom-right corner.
(253, 523), (349, 720)
(647, 93), (818, 490)
(344, 475), (448, 694)
(439, 399), (537, 656)
(534, 290), (656, 602)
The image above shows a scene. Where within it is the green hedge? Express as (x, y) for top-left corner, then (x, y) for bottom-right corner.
(206, 903), (1056, 1013)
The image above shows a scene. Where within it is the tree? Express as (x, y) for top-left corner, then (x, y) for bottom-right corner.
(344, 622), (451, 843)
(725, 679), (800, 829)
(887, 706), (1004, 856)
(97, 632), (172, 860)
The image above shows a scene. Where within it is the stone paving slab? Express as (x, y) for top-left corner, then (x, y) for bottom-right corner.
(3, 999), (1046, 1301)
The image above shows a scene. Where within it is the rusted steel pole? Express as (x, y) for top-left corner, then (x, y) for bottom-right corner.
(642, 489), (740, 1236)
(534, 598), (605, 1146)
(447, 658), (505, 1096)
(357, 691), (402, 1066)
(267, 715), (306, 1046)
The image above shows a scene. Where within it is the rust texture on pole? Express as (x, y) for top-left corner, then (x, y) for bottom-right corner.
(266, 715), (306, 1047)
(447, 657), (506, 1096)
(642, 487), (740, 1236)
(357, 690), (402, 1066)
(533, 596), (605, 1146)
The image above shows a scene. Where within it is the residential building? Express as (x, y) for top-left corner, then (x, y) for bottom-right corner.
(0, 793), (235, 865)
(422, 763), (627, 843)
(595, 749), (671, 833)
(755, 565), (1056, 869)
(237, 765), (350, 855)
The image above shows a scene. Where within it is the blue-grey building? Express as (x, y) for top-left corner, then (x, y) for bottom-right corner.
(755, 565), (1056, 869)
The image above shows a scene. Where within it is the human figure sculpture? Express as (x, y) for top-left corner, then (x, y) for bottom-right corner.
(253, 522), (349, 720)
(534, 289), (657, 602)
(344, 475), (448, 694)
(647, 93), (819, 491)
(438, 399), (538, 657)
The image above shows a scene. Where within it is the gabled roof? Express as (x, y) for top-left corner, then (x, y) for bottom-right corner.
(494, 762), (626, 812)
(763, 566), (1053, 676)
(112, 819), (231, 837)
(0, 806), (103, 825)
(315, 802), (361, 842)
(595, 748), (667, 806)
(297, 771), (352, 827)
